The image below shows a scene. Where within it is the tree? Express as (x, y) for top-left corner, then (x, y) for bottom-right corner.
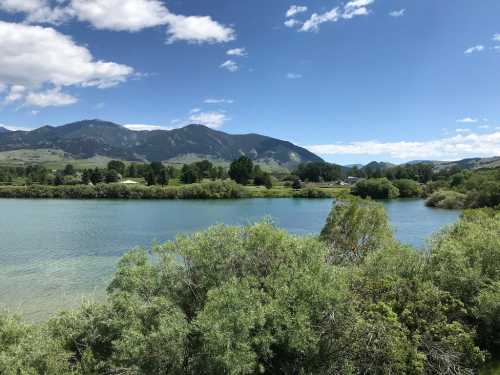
(145, 171), (156, 186)
(63, 164), (75, 176)
(54, 173), (65, 186)
(229, 156), (254, 185)
(82, 170), (91, 185)
(157, 169), (169, 186)
(180, 165), (200, 184)
(392, 179), (423, 198)
(107, 160), (126, 176)
(295, 162), (341, 182)
(105, 169), (121, 183)
(150, 161), (164, 176)
(352, 178), (400, 199)
(90, 168), (104, 184)
(320, 197), (395, 263)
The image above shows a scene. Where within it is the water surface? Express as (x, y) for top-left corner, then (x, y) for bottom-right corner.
(0, 198), (460, 320)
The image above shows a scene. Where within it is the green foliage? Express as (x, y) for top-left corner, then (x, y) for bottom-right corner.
(352, 178), (400, 199)
(1, 208), (500, 374)
(107, 160), (126, 175)
(320, 197), (395, 263)
(0, 181), (245, 200)
(229, 156), (254, 185)
(295, 161), (342, 182)
(426, 190), (467, 209)
(392, 178), (423, 198)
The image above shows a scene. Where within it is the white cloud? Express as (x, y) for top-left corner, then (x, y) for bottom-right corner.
(189, 111), (228, 129)
(389, 9), (405, 17)
(284, 19), (301, 28)
(124, 124), (173, 131)
(190, 108), (201, 114)
(457, 117), (478, 123)
(164, 13), (235, 44)
(464, 45), (484, 54)
(300, 8), (339, 32)
(286, 5), (307, 18)
(299, 0), (373, 33)
(227, 48), (247, 57)
(455, 128), (471, 133)
(0, 0), (70, 23)
(493, 34), (500, 42)
(286, 73), (302, 79)
(204, 98), (235, 104)
(220, 60), (239, 72)
(4, 85), (26, 104)
(0, 21), (132, 89)
(343, 0), (374, 19)
(1, 0), (235, 44)
(0, 21), (133, 107)
(25, 87), (77, 107)
(70, 0), (168, 32)
(307, 131), (500, 161)
(479, 125), (490, 129)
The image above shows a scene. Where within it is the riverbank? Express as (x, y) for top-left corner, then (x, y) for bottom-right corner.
(0, 181), (348, 200)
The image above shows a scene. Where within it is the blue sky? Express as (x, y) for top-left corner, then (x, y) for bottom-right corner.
(0, 0), (500, 164)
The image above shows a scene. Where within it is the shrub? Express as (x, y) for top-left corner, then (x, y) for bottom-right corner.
(425, 190), (467, 209)
(392, 179), (423, 198)
(352, 178), (400, 199)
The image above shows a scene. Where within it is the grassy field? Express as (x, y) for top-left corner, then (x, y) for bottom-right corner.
(0, 149), (115, 169)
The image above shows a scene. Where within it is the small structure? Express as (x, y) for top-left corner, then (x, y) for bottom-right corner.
(121, 179), (139, 185)
(345, 176), (362, 185)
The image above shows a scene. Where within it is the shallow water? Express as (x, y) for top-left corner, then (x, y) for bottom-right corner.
(0, 198), (460, 320)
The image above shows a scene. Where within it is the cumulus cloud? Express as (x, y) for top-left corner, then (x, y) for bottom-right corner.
(227, 48), (247, 57)
(307, 131), (500, 161)
(300, 8), (339, 32)
(457, 117), (478, 123)
(220, 60), (239, 72)
(389, 9), (405, 17)
(286, 73), (302, 79)
(164, 13), (235, 44)
(299, 0), (373, 33)
(204, 98), (235, 104)
(0, 0), (235, 44)
(286, 5), (307, 18)
(493, 34), (500, 42)
(189, 111), (229, 128)
(464, 45), (484, 54)
(25, 87), (77, 107)
(0, 21), (133, 107)
(70, 0), (168, 31)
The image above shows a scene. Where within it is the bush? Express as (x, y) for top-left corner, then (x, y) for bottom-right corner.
(0, 181), (245, 200)
(392, 179), (423, 198)
(352, 178), (400, 199)
(425, 190), (467, 209)
(2, 207), (500, 374)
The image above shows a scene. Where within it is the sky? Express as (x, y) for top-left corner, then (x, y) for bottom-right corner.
(0, 0), (500, 164)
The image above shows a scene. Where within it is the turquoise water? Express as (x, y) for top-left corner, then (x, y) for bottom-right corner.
(0, 198), (460, 320)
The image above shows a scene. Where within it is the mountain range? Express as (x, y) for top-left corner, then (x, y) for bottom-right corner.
(0, 120), (322, 169)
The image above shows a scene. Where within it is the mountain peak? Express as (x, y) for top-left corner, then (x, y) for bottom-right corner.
(0, 119), (323, 169)
(0, 126), (11, 133)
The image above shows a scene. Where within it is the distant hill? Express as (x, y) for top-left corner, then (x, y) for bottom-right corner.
(432, 157), (500, 171)
(0, 120), (322, 170)
(344, 158), (500, 173)
(362, 161), (396, 172)
(0, 127), (10, 134)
